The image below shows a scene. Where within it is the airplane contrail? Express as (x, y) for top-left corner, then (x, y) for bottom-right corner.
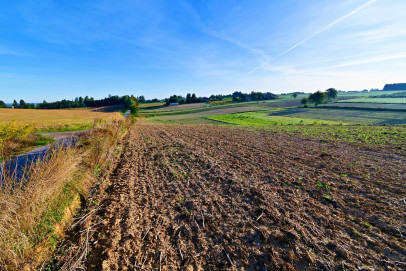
(243, 0), (377, 78)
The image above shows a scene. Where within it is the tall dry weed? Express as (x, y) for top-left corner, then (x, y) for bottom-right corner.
(0, 117), (129, 270)
(0, 145), (78, 268)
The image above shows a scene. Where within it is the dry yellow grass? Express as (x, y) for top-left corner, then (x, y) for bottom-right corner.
(0, 108), (120, 132)
(0, 117), (130, 269)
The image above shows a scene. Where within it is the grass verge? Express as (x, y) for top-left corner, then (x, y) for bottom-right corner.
(0, 115), (133, 270)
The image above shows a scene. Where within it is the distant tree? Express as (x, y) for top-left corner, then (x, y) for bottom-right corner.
(0, 100), (7, 108)
(301, 97), (309, 107)
(137, 95), (146, 103)
(250, 91), (264, 101)
(292, 93), (298, 99)
(186, 93), (192, 103)
(19, 99), (26, 107)
(151, 98), (159, 102)
(232, 91), (242, 98)
(78, 96), (85, 107)
(383, 83), (406, 91)
(13, 100), (19, 108)
(191, 93), (197, 102)
(325, 88), (338, 102)
(129, 96), (139, 117)
(166, 95), (182, 105)
(209, 95), (223, 101)
(309, 91), (327, 107)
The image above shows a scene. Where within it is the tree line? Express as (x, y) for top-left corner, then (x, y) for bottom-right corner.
(4, 95), (145, 110)
(383, 83), (406, 91)
(232, 91), (277, 102)
(300, 88), (338, 107)
(164, 91), (278, 105)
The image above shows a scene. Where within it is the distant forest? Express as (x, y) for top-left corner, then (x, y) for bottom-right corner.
(8, 95), (141, 110)
(383, 83), (406, 91)
(165, 91), (278, 105)
(4, 91), (279, 109)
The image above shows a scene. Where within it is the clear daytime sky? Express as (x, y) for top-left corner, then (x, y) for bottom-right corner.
(0, 0), (405, 102)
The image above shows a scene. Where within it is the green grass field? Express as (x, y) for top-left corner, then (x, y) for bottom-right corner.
(268, 107), (406, 125)
(337, 91), (400, 98)
(201, 110), (406, 147)
(320, 103), (406, 110)
(144, 106), (269, 125)
(260, 123), (406, 147)
(337, 98), (406, 104)
(206, 111), (340, 125)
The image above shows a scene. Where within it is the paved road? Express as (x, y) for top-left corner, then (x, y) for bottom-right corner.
(123, 109), (131, 118)
(1, 134), (80, 182)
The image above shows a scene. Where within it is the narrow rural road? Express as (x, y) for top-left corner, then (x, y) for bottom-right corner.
(1, 132), (82, 180)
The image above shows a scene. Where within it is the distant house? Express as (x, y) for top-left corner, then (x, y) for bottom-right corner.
(11, 106), (14, 109)
(169, 103), (179, 106)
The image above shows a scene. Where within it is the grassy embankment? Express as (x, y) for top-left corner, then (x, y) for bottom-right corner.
(0, 114), (133, 270)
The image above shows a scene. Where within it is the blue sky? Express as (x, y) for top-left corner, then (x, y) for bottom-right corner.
(0, 0), (405, 102)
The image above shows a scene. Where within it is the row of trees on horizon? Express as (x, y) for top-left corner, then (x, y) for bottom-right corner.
(4, 95), (144, 110)
(1, 91), (281, 109)
(300, 88), (338, 107)
(5, 84), (402, 110)
(165, 91), (278, 105)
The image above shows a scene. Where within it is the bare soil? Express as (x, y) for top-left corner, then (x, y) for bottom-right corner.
(83, 124), (405, 270)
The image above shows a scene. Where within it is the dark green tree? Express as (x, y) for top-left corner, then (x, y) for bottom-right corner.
(186, 93), (191, 103)
(292, 93), (298, 99)
(0, 100), (7, 108)
(19, 99), (26, 107)
(137, 95), (146, 103)
(308, 91), (327, 107)
(191, 93), (197, 102)
(129, 96), (139, 117)
(326, 88), (338, 102)
(79, 96), (85, 107)
(301, 97), (309, 107)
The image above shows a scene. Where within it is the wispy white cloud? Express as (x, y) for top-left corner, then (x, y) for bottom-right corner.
(178, 0), (272, 72)
(255, 52), (406, 78)
(243, 0), (378, 78)
(310, 53), (406, 71)
(273, 0), (377, 59)
(0, 47), (24, 56)
(351, 28), (406, 44)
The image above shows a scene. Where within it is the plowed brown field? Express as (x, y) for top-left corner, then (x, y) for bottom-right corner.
(85, 124), (405, 270)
